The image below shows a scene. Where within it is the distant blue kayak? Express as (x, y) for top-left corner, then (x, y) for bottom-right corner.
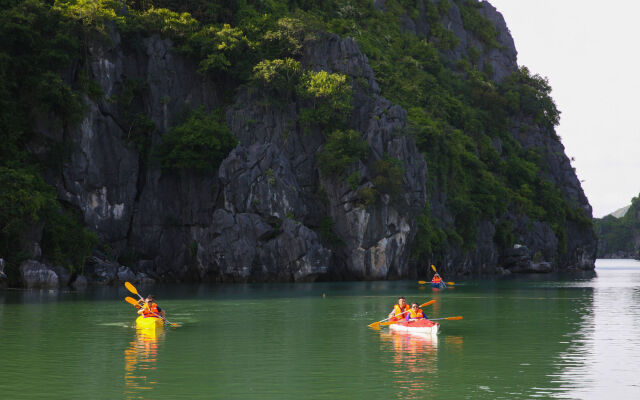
(430, 281), (446, 289)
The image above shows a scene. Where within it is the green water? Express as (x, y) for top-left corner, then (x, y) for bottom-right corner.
(1, 259), (640, 399)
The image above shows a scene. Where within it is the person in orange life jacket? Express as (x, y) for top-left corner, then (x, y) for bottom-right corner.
(431, 273), (442, 284)
(388, 296), (411, 321)
(138, 295), (165, 319)
(406, 303), (428, 321)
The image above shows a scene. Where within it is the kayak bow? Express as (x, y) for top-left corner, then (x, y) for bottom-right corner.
(389, 319), (440, 335)
(136, 315), (164, 330)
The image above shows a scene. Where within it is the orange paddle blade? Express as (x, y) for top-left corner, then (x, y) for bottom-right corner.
(418, 280), (427, 285)
(125, 296), (141, 307)
(445, 316), (463, 320)
(124, 281), (139, 296)
(368, 321), (382, 329)
(420, 300), (436, 307)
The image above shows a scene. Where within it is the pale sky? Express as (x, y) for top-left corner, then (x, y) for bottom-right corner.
(488, 0), (640, 218)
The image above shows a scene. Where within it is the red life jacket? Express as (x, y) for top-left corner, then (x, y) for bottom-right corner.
(432, 276), (441, 283)
(142, 303), (161, 318)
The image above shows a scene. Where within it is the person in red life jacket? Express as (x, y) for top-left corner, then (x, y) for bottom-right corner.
(388, 297), (411, 321)
(431, 273), (442, 285)
(138, 295), (165, 319)
(406, 303), (428, 321)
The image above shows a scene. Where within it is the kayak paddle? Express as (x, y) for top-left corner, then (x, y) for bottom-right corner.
(429, 316), (463, 321)
(125, 296), (142, 308)
(124, 281), (180, 327)
(430, 265), (455, 286)
(368, 300), (435, 329)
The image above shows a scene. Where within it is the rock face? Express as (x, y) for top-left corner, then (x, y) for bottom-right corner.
(19, 260), (60, 289)
(389, 1), (597, 275)
(202, 33), (427, 281)
(397, 0), (518, 82)
(496, 120), (597, 272)
(48, 26), (426, 283)
(0, 259), (8, 288)
(22, 1), (596, 285)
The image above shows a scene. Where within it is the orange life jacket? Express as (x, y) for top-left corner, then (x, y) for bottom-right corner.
(393, 304), (410, 320)
(432, 276), (441, 283)
(408, 309), (424, 319)
(142, 303), (161, 318)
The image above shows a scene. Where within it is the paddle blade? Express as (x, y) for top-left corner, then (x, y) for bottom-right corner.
(125, 296), (141, 308)
(445, 316), (463, 320)
(431, 265), (437, 272)
(447, 281), (455, 285)
(368, 321), (382, 329)
(418, 280), (427, 285)
(124, 281), (139, 296)
(420, 300), (436, 307)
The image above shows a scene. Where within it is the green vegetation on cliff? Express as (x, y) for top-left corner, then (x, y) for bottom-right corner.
(155, 107), (237, 172)
(0, 0), (591, 276)
(594, 195), (640, 257)
(0, 0), (96, 275)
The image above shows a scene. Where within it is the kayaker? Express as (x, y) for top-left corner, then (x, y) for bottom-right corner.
(406, 303), (427, 321)
(138, 295), (165, 319)
(388, 297), (411, 321)
(431, 273), (442, 285)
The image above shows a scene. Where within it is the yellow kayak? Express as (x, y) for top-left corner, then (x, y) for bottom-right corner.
(136, 315), (164, 330)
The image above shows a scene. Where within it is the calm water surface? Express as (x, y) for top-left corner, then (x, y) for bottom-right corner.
(1, 259), (640, 399)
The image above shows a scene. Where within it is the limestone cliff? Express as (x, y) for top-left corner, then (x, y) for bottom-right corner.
(8, 0), (597, 287)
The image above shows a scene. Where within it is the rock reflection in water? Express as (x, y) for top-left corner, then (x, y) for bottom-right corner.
(380, 331), (439, 399)
(124, 328), (164, 399)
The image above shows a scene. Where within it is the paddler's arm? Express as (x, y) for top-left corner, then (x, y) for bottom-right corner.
(137, 302), (150, 315)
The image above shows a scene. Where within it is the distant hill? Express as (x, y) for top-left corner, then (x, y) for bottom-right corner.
(594, 196), (640, 258)
(609, 205), (631, 219)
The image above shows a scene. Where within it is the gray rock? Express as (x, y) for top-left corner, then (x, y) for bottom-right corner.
(136, 272), (155, 285)
(84, 256), (119, 284)
(478, 1), (518, 81)
(530, 262), (552, 273)
(0, 258), (7, 288)
(192, 210), (331, 282)
(51, 265), (72, 287)
(72, 274), (88, 288)
(117, 266), (136, 283)
(19, 260), (59, 289)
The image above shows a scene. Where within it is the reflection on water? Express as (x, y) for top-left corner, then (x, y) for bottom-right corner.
(380, 331), (440, 399)
(124, 328), (164, 399)
(550, 266), (640, 398)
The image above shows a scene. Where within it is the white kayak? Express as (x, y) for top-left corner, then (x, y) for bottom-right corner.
(389, 319), (440, 335)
